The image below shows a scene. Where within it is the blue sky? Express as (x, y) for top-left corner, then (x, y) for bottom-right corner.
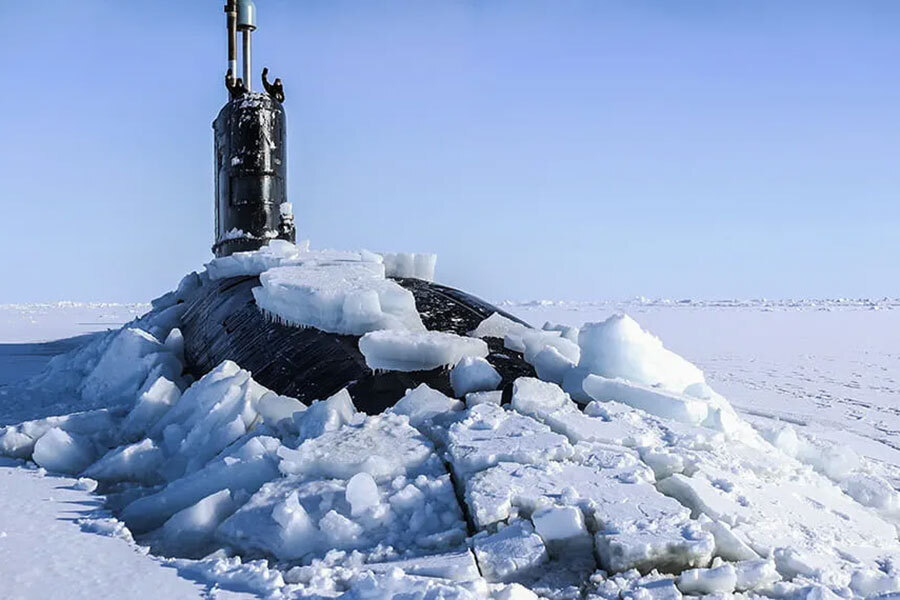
(1, 1), (898, 302)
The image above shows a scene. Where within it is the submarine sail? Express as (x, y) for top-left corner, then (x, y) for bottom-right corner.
(213, 0), (294, 258)
(180, 0), (535, 414)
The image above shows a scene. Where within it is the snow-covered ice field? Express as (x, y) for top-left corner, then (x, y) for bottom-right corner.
(0, 248), (898, 600)
(502, 299), (900, 474)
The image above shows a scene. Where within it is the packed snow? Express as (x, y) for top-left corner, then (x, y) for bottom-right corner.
(1, 243), (899, 599)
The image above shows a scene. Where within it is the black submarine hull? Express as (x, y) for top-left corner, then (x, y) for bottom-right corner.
(179, 276), (535, 414)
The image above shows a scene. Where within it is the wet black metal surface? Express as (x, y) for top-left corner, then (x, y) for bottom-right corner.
(180, 276), (535, 414)
(213, 93), (294, 257)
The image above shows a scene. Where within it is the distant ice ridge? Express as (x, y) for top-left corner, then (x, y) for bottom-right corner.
(1, 246), (900, 598)
(499, 297), (900, 312)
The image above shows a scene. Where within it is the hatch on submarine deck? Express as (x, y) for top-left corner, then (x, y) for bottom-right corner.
(179, 1), (535, 412)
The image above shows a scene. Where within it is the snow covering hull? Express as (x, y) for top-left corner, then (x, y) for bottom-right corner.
(180, 275), (534, 413)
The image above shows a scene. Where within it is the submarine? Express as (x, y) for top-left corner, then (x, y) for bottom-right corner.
(178, 0), (535, 414)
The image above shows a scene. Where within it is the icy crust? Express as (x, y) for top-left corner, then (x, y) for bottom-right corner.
(359, 330), (489, 372)
(254, 263), (426, 336)
(381, 252), (437, 282)
(207, 241), (441, 336)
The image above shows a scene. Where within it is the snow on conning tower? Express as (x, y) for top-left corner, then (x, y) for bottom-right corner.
(213, 0), (294, 258)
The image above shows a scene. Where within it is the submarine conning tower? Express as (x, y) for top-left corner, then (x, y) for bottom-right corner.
(213, 0), (295, 258)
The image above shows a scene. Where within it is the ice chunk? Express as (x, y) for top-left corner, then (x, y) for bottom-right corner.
(218, 471), (465, 561)
(444, 403), (573, 478)
(762, 424), (861, 482)
(389, 384), (464, 427)
(850, 568), (900, 597)
(120, 376), (181, 442)
(361, 549), (480, 582)
(561, 365), (592, 403)
(257, 392), (306, 429)
(32, 427), (96, 475)
(346, 472), (380, 516)
(252, 263), (425, 335)
(511, 378), (570, 415)
(522, 330), (580, 364)
(465, 391), (503, 408)
(205, 239), (303, 280)
(512, 378), (659, 448)
(532, 346), (576, 385)
(466, 461), (713, 573)
(596, 523), (714, 576)
(469, 312), (530, 340)
(151, 361), (272, 478)
(80, 327), (176, 407)
(840, 473), (900, 515)
(472, 520), (549, 583)
(542, 321), (579, 343)
(159, 489), (237, 556)
(531, 505), (591, 557)
(279, 413), (444, 482)
(0, 427), (35, 459)
(734, 559), (780, 591)
(577, 315), (705, 393)
(677, 563), (736, 595)
(121, 436), (281, 533)
(582, 375), (708, 425)
(359, 330), (489, 372)
(83, 438), (164, 484)
(163, 328), (184, 361)
(697, 515), (758, 562)
(293, 388), (356, 441)
(450, 357), (502, 397)
(381, 252), (437, 282)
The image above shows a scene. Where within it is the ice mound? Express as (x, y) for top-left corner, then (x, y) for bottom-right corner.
(253, 263), (425, 335)
(217, 470), (465, 561)
(150, 360), (275, 480)
(472, 520), (549, 583)
(32, 427), (96, 474)
(359, 330), (489, 372)
(84, 438), (165, 484)
(577, 314), (704, 394)
(389, 384), (464, 428)
(381, 252), (437, 282)
(121, 434), (283, 535)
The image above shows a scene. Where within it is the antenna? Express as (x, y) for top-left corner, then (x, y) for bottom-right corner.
(237, 0), (257, 92)
(224, 1), (237, 89)
(224, 0), (256, 93)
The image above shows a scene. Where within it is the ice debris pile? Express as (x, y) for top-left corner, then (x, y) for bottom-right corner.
(2, 243), (900, 599)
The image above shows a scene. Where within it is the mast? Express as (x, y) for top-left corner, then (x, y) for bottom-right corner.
(213, 0), (294, 257)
